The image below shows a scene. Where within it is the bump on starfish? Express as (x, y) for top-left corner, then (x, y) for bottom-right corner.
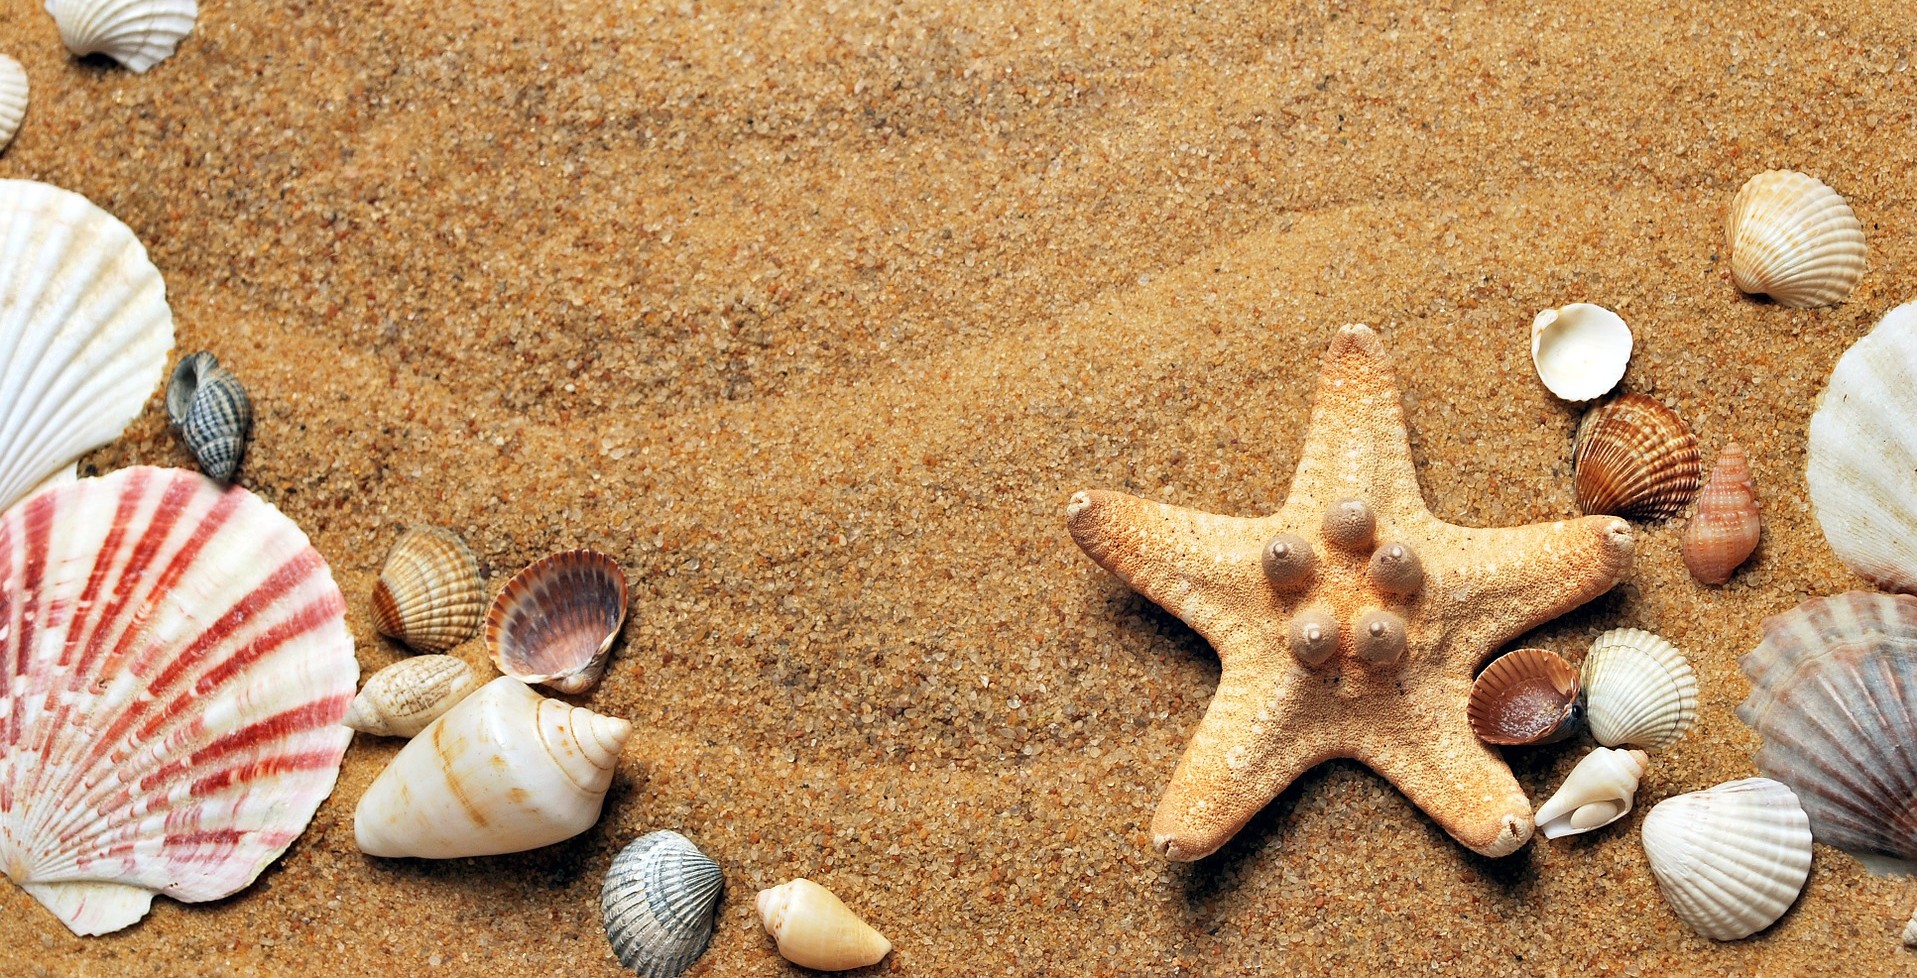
(1066, 324), (1634, 861)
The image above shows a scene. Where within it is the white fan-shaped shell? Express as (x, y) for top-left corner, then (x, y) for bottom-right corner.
(0, 180), (173, 516)
(1530, 303), (1632, 402)
(1581, 627), (1698, 750)
(602, 831), (725, 978)
(44, 0), (197, 73)
(1808, 303), (1917, 592)
(1640, 778), (1812, 941)
(1726, 170), (1866, 308)
(0, 56), (26, 152)
(0, 466), (357, 936)
(1534, 747), (1648, 839)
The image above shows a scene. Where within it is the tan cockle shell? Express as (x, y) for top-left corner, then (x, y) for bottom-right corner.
(343, 654), (483, 738)
(1683, 442), (1760, 585)
(756, 878), (892, 972)
(1727, 170), (1865, 308)
(1534, 747), (1648, 839)
(1573, 393), (1701, 522)
(372, 525), (486, 652)
(1466, 648), (1581, 746)
(486, 549), (629, 694)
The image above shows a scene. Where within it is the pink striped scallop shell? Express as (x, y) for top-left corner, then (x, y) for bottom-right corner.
(0, 466), (356, 936)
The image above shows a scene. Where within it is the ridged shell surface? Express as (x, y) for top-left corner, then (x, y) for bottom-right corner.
(1738, 591), (1917, 871)
(0, 180), (173, 516)
(1573, 394), (1701, 522)
(44, 0), (198, 73)
(1466, 648), (1581, 745)
(0, 466), (356, 936)
(0, 56), (25, 151)
(1640, 778), (1812, 941)
(353, 677), (633, 858)
(1726, 170), (1866, 308)
(1581, 628), (1697, 750)
(166, 351), (252, 483)
(1807, 303), (1917, 593)
(372, 525), (484, 651)
(1534, 747), (1648, 839)
(344, 654), (482, 739)
(602, 831), (725, 978)
(756, 878), (892, 972)
(1683, 442), (1760, 586)
(486, 549), (629, 694)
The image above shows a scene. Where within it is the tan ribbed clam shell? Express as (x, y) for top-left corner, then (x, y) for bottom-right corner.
(1467, 648), (1581, 746)
(1727, 170), (1865, 308)
(1683, 442), (1761, 585)
(371, 526), (485, 652)
(1573, 393), (1701, 521)
(486, 549), (629, 694)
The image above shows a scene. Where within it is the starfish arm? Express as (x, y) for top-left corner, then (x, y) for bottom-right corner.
(1285, 324), (1425, 522)
(1065, 489), (1272, 643)
(1363, 708), (1534, 857)
(1425, 514), (1635, 652)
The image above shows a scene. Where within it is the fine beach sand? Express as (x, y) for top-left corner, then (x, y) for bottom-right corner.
(5, 0), (1917, 974)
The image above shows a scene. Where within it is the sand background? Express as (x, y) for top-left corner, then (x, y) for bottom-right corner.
(4, 0), (1917, 974)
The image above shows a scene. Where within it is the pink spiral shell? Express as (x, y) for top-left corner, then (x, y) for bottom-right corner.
(1683, 442), (1761, 585)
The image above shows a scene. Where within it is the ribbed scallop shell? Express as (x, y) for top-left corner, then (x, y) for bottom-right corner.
(1530, 303), (1632, 402)
(486, 549), (629, 694)
(44, 0), (198, 73)
(0, 466), (356, 936)
(371, 525), (484, 652)
(1726, 170), (1866, 308)
(0, 56), (25, 152)
(166, 351), (252, 483)
(1640, 778), (1812, 941)
(0, 179), (173, 516)
(602, 831), (725, 978)
(757, 878), (892, 972)
(1573, 393), (1701, 522)
(344, 654), (482, 739)
(1466, 648), (1581, 746)
(1738, 591), (1917, 872)
(1682, 442), (1760, 586)
(1807, 303), (1917, 593)
(1581, 628), (1697, 750)
(1534, 747), (1648, 839)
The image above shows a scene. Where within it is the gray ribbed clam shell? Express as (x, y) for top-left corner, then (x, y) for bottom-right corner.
(166, 351), (252, 482)
(602, 830), (724, 978)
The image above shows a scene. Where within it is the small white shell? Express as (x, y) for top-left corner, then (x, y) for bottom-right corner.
(756, 878), (892, 972)
(44, 0), (198, 73)
(1726, 170), (1866, 308)
(343, 655), (483, 738)
(1581, 627), (1697, 750)
(1808, 302), (1917, 593)
(1534, 747), (1648, 839)
(602, 831), (725, 978)
(1640, 778), (1812, 941)
(1530, 303), (1632, 402)
(0, 56), (26, 151)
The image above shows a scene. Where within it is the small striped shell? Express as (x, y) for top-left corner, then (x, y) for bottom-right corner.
(343, 655), (482, 739)
(1726, 170), (1866, 308)
(371, 525), (485, 652)
(1807, 303), (1917, 593)
(166, 351), (252, 483)
(0, 466), (356, 936)
(486, 549), (629, 694)
(1641, 778), (1812, 941)
(44, 0), (198, 73)
(602, 831), (725, 978)
(1466, 648), (1581, 746)
(1682, 442), (1760, 585)
(1581, 628), (1697, 750)
(0, 56), (25, 151)
(1573, 393), (1701, 522)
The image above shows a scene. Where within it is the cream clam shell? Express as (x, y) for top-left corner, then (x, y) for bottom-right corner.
(1581, 627), (1697, 751)
(0, 56), (25, 152)
(44, 0), (198, 73)
(1640, 778), (1811, 941)
(1726, 169), (1865, 308)
(1530, 303), (1632, 402)
(756, 878), (892, 972)
(1807, 302), (1917, 593)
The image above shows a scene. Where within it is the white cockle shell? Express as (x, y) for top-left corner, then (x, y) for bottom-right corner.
(343, 654), (483, 739)
(0, 466), (357, 936)
(756, 878), (892, 972)
(44, 0), (198, 73)
(353, 676), (632, 859)
(1726, 170), (1866, 308)
(1534, 747), (1648, 839)
(602, 830), (725, 978)
(1640, 778), (1812, 941)
(1530, 303), (1632, 402)
(1581, 627), (1697, 750)
(0, 179), (173, 516)
(1808, 302), (1917, 593)
(0, 56), (26, 152)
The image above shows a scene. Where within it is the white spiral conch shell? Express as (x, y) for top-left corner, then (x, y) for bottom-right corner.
(1808, 302), (1917, 593)
(1533, 747), (1648, 839)
(44, 0), (198, 73)
(756, 878), (892, 971)
(1640, 778), (1812, 941)
(1530, 303), (1632, 402)
(0, 56), (26, 152)
(343, 654), (483, 739)
(353, 677), (632, 858)
(1580, 627), (1697, 750)
(1726, 169), (1865, 308)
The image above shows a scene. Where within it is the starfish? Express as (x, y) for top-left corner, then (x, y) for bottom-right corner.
(1066, 324), (1634, 860)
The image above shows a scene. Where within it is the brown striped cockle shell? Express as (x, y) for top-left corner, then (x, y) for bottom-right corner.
(1573, 393), (1701, 522)
(486, 549), (630, 695)
(372, 526), (485, 652)
(1684, 442), (1761, 586)
(1468, 648), (1582, 746)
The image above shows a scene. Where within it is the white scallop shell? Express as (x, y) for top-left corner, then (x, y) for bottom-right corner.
(0, 179), (173, 516)
(756, 878), (892, 972)
(602, 831), (725, 978)
(353, 677), (632, 859)
(1808, 302), (1917, 592)
(0, 466), (357, 936)
(44, 0), (197, 73)
(1580, 627), (1697, 750)
(1530, 303), (1632, 402)
(0, 56), (26, 152)
(1726, 170), (1866, 308)
(343, 654), (483, 739)
(1640, 778), (1812, 941)
(1534, 747), (1648, 839)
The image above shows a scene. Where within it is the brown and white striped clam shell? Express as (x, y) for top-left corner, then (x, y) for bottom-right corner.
(1726, 170), (1866, 309)
(1683, 442), (1761, 585)
(486, 549), (629, 694)
(1573, 393), (1701, 522)
(371, 525), (485, 652)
